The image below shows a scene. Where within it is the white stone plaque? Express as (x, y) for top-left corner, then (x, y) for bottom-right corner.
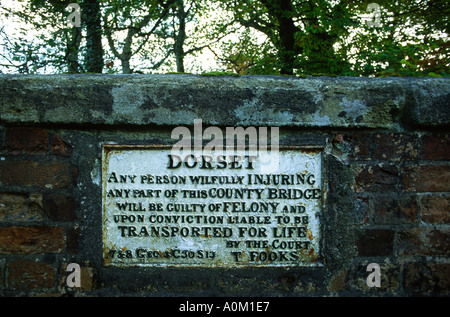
(102, 145), (324, 267)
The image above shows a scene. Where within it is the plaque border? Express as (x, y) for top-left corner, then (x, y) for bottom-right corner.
(101, 144), (326, 268)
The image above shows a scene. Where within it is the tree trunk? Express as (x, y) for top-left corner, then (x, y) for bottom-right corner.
(263, 0), (298, 75)
(121, 58), (132, 74)
(83, 0), (104, 73)
(174, 0), (186, 73)
(66, 26), (82, 73)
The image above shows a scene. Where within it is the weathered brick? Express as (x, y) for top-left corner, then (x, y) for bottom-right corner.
(79, 267), (94, 290)
(0, 226), (65, 254)
(402, 165), (450, 192)
(60, 263), (95, 291)
(5, 128), (48, 155)
(51, 133), (73, 157)
(44, 193), (76, 221)
(422, 134), (450, 160)
(397, 228), (450, 256)
(327, 269), (348, 292)
(7, 260), (55, 290)
(0, 126), (4, 152)
(353, 196), (370, 224)
(403, 262), (450, 295)
(0, 193), (43, 221)
(421, 195), (450, 224)
(66, 227), (79, 254)
(0, 259), (4, 288)
(348, 262), (400, 293)
(354, 164), (399, 192)
(0, 160), (75, 188)
(336, 133), (371, 161)
(373, 195), (418, 224)
(374, 133), (418, 161)
(356, 229), (394, 256)
(350, 134), (371, 159)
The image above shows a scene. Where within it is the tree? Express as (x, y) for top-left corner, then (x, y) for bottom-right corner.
(0, 0), (83, 73)
(83, 0), (104, 73)
(0, 0), (105, 73)
(173, 0), (187, 72)
(103, 0), (176, 74)
(347, 0), (449, 77)
(215, 28), (278, 75)
(217, 0), (449, 77)
(0, 0), (447, 76)
(220, 0), (355, 75)
(148, 0), (235, 73)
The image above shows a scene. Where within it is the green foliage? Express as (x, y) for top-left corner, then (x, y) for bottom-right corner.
(0, 0), (448, 77)
(201, 71), (239, 77)
(345, 0), (449, 77)
(0, 0), (79, 73)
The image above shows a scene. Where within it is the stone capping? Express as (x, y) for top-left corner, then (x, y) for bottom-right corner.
(1, 74), (449, 128)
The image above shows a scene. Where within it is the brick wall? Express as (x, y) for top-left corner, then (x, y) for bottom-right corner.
(0, 127), (87, 294)
(332, 131), (450, 295)
(0, 75), (448, 297)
